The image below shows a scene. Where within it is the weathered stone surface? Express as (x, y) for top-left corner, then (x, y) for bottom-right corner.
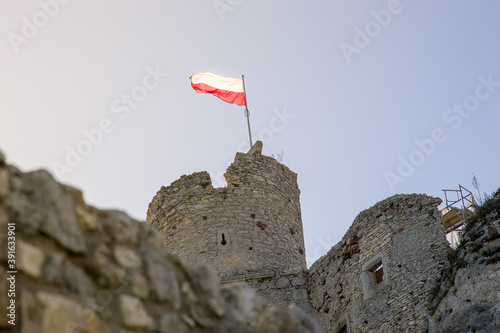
(4, 170), (86, 253)
(113, 245), (141, 269)
(0, 206), (9, 262)
(276, 277), (290, 289)
(147, 141), (307, 278)
(0, 267), (9, 328)
(0, 151), (319, 332)
(65, 185), (102, 231)
(308, 194), (451, 333)
(0, 168), (9, 198)
(429, 196), (500, 333)
(119, 294), (154, 331)
(37, 291), (108, 333)
(292, 276), (306, 287)
(17, 239), (45, 278)
(44, 253), (95, 297)
(19, 290), (38, 333)
(221, 284), (321, 333)
(147, 141), (314, 317)
(145, 252), (182, 309)
(191, 266), (226, 317)
(100, 209), (139, 245)
(92, 244), (126, 288)
(130, 272), (149, 299)
(5, 144), (498, 332)
(159, 312), (190, 333)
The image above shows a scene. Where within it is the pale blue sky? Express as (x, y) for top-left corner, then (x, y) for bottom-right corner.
(1, 0), (499, 266)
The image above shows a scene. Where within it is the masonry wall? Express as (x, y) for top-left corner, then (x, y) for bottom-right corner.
(221, 269), (314, 316)
(429, 192), (500, 332)
(308, 194), (451, 333)
(0, 149), (319, 333)
(147, 142), (307, 279)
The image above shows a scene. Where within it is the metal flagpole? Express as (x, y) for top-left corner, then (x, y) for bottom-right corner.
(241, 75), (253, 147)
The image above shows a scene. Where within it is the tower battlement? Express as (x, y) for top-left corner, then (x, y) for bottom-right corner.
(147, 141), (306, 278)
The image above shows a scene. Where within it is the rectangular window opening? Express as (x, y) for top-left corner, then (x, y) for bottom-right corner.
(372, 262), (384, 285)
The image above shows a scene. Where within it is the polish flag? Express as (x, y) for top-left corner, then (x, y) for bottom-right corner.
(189, 72), (246, 106)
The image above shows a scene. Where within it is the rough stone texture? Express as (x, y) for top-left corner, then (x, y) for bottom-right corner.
(0, 147), (320, 333)
(4, 168), (87, 253)
(1, 141), (499, 332)
(36, 291), (108, 333)
(16, 239), (45, 278)
(147, 141), (314, 316)
(429, 193), (500, 333)
(147, 141), (307, 278)
(119, 294), (154, 330)
(222, 269), (314, 317)
(308, 194), (451, 333)
(147, 141), (500, 332)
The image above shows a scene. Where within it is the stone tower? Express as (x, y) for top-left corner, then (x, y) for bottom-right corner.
(147, 141), (307, 279)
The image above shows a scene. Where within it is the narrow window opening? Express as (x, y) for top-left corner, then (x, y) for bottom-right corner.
(221, 233), (227, 245)
(372, 262), (384, 285)
(337, 324), (347, 333)
(361, 252), (389, 299)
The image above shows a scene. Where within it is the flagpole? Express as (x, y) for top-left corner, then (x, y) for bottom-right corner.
(241, 75), (253, 148)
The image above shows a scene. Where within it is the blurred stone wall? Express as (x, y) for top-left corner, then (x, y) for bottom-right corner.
(0, 149), (319, 333)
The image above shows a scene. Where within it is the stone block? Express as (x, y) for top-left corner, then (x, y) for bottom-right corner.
(37, 291), (106, 333)
(131, 272), (149, 299)
(292, 277), (306, 287)
(159, 313), (190, 333)
(113, 245), (141, 269)
(18, 239), (45, 278)
(0, 168), (9, 198)
(119, 294), (154, 331)
(276, 277), (290, 289)
(292, 288), (308, 300)
(4, 170), (87, 253)
(19, 290), (38, 333)
(145, 253), (181, 309)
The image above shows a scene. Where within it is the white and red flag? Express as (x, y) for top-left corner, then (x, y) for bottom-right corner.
(189, 72), (246, 106)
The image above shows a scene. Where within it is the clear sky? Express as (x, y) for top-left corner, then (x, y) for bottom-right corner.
(1, 0), (499, 266)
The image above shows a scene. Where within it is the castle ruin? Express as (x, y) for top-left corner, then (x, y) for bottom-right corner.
(146, 141), (464, 332)
(1, 142), (497, 332)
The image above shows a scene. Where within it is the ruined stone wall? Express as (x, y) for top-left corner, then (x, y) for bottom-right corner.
(308, 194), (451, 333)
(429, 193), (500, 333)
(0, 149), (319, 333)
(221, 269), (313, 316)
(147, 142), (307, 279)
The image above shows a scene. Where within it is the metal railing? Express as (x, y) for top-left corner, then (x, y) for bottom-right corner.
(441, 185), (477, 247)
